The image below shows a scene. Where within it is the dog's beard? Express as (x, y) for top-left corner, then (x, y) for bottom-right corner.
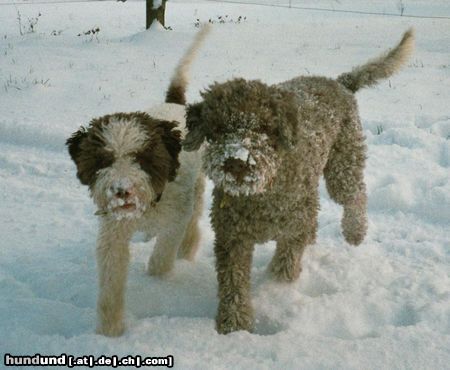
(105, 186), (146, 221)
(91, 162), (156, 221)
(203, 135), (278, 196)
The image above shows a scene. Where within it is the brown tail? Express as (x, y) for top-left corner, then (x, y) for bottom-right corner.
(337, 29), (415, 93)
(165, 25), (211, 105)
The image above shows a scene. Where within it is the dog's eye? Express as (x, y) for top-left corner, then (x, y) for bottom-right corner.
(135, 153), (150, 170)
(89, 157), (112, 180)
(99, 154), (113, 166)
(137, 156), (144, 165)
(77, 151), (113, 186)
(135, 154), (147, 168)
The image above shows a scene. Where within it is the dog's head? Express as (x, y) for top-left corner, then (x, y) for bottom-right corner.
(183, 79), (298, 196)
(67, 112), (181, 220)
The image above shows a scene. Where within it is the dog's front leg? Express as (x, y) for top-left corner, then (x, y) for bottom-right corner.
(215, 233), (255, 334)
(96, 219), (133, 337)
(323, 116), (368, 246)
(341, 191), (367, 245)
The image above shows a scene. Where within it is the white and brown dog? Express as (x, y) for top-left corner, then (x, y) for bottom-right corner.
(66, 27), (209, 336)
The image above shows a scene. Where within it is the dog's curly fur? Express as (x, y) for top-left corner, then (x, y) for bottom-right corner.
(66, 26), (209, 337)
(184, 29), (414, 334)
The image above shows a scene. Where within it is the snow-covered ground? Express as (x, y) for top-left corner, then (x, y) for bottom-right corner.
(1, 1), (449, 369)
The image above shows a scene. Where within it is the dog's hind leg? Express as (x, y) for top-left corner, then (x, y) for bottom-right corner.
(96, 219), (133, 337)
(147, 231), (182, 276)
(324, 114), (368, 245)
(270, 234), (309, 282)
(149, 176), (204, 275)
(177, 174), (205, 261)
(148, 217), (191, 276)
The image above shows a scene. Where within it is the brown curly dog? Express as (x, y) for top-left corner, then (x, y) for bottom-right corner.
(183, 29), (414, 334)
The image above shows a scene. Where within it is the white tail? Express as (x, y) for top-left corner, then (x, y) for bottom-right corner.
(165, 25), (211, 105)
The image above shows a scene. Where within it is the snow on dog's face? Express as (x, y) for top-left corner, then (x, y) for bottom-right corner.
(67, 112), (181, 220)
(183, 79), (298, 196)
(201, 114), (279, 196)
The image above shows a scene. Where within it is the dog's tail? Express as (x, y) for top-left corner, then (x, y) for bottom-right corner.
(337, 29), (414, 93)
(165, 25), (211, 105)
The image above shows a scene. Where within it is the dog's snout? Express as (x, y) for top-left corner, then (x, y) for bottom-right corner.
(116, 188), (130, 198)
(223, 158), (247, 183)
(224, 158), (246, 173)
(111, 185), (133, 199)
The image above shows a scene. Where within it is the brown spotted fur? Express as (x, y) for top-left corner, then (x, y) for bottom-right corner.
(67, 112), (181, 194)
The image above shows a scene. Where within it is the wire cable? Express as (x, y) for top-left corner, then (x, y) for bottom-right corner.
(1, 0), (449, 20)
(205, 0), (450, 20)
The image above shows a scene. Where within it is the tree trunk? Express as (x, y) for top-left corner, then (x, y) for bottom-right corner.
(146, 0), (167, 29)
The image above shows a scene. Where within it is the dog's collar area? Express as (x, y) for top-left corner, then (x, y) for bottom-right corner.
(148, 193), (162, 208)
(94, 209), (109, 216)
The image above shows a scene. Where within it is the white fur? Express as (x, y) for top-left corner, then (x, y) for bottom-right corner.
(91, 25), (210, 337)
(93, 157), (154, 221)
(103, 118), (148, 156)
(95, 103), (203, 337)
(91, 119), (155, 221)
(167, 25), (211, 96)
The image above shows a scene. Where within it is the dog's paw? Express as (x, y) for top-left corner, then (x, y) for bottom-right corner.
(268, 248), (303, 282)
(342, 205), (367, 246)
(268, 259), (302, 282)
(147, 256), (173, 276)
(216, 302), (254, 334)
(343, 229), (366, 246)
(96, 321), (125, 337)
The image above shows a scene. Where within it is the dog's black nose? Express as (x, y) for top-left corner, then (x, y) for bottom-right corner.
(223, 158), (247, 184)
(112, 186), (131, 199)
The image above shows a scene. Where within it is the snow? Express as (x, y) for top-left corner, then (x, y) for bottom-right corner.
(203, 132), (278, 196)
(0, 0), (449, 369)
(231, 145), (250, 162)
(153, 0), (163, 10)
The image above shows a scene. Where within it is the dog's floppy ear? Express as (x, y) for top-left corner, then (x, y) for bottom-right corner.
(66, 124), (115, 186)
(158, 121), (182, 181)
(271, 90), (299, 149)
(66, 127), (88, 164)
(277, 115), (298, 149)
(183, 102), (206, 151)
(136, 117), (182, 193)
